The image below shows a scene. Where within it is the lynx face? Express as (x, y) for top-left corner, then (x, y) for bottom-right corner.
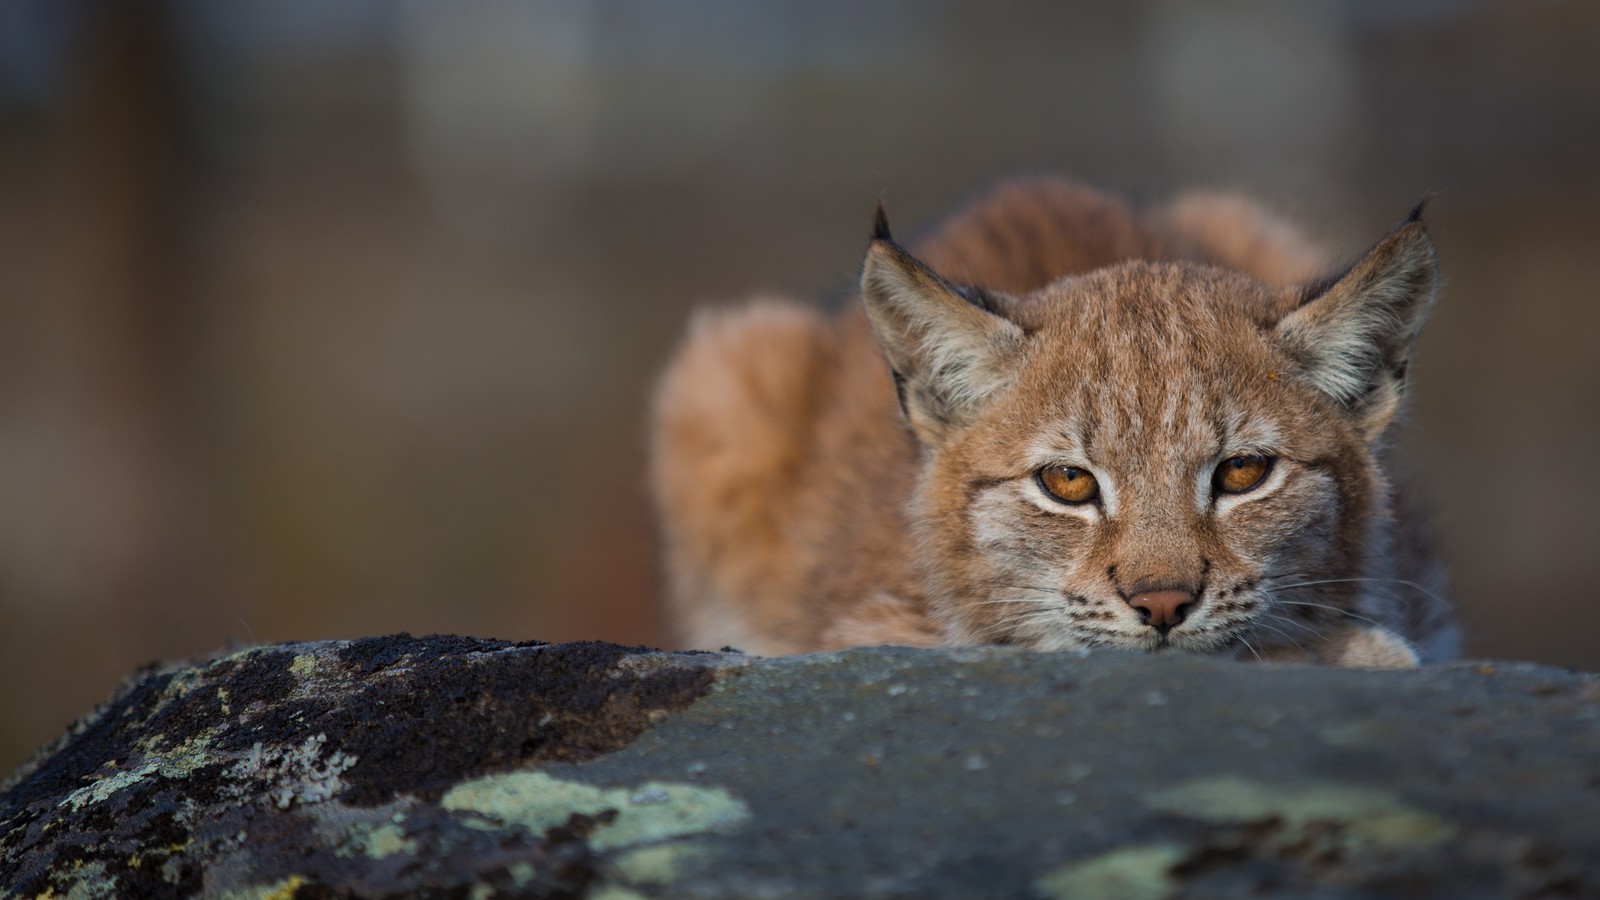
(861, 205), (1437, 659)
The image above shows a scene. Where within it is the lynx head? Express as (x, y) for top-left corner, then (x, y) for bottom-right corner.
(859, 202), (1437, 656)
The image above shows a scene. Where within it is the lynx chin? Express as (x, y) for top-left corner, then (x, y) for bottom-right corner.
(651, 178), (1458, 668)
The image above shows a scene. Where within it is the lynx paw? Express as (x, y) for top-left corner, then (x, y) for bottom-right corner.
(1325, 626), (1420, 669)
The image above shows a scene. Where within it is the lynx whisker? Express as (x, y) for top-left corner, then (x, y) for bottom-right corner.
(975, 595), (1061, 607)
(989, 581), (1071, 596)
(1268, 599), (1386, 630)
(1234, 633), (1265, 663)
(998, 606), (1066, 635)
(1256, 610), (1320, 635)
(1249, 613), (1310, 653)
(1271, 576), (1451, 613)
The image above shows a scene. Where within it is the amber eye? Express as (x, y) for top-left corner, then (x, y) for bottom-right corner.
(1038, 465), (1100, 505)
(1215, 455), (1274, 494)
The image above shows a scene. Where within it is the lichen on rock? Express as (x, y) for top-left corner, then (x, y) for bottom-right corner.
(3, 638), (1599, 897)
(1, 635), (731, 897)
(442, 770), (749, 851)
(1147, 776), (1458, 852)
(227, 733), (358, 810)
(1034, 844), (1188, 900)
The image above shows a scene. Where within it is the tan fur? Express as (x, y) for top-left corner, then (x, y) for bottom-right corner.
(652, 178), (1458, 665)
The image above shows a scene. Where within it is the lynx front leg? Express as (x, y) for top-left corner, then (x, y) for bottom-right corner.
(1322, 626), (1421, 668)
(1251, 625), (1420, 668)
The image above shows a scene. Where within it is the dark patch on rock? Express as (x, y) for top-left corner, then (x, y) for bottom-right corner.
(194, 636), (717, 806)
(11, 791), (201, 897)
(337, 632), (507, 675)
(0, 635), (726, 896)
(143, 648), (296, 755)
(0, 804), (39, 854)
(350, 639), (712, 803)
(0, 666), (176, 832)
(99, 809), (203, 896)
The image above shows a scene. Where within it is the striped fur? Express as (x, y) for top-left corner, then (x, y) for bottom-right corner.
(651, 178), (1457, 667)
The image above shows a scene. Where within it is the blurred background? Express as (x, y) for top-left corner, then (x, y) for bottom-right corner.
(2, 0), (1597, 774)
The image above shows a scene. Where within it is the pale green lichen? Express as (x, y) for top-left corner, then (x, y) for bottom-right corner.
(335, 822), (416, 859)
(606, 842), (712, 886)
(227, 733), (357, 809)
(144, 666), (221, 717)
(288, 654), (320, 678)
(68, 867), (113, 900)
(41, 860), (118, 900)
(1034, 844), (1186, 900)
(58, 763), (158, 813)
(440, 771), (748, 852)
(151, 727), (227, 779)
(1147, 776), (1456, 850)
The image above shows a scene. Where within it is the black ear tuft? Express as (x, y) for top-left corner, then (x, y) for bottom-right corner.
(872, 196), (893, 243)
(1407, 191), (1437, 225)
(1303, 194), (1437, 306)
(859, 223), (1026, 446)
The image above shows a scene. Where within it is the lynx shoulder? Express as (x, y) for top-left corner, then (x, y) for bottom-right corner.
(651, 178), (1458, 667)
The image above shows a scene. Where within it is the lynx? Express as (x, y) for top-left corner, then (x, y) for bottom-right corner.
(652, 179), (1458, 667)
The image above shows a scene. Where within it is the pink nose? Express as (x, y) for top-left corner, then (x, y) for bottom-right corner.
(1128, 590), (1195, 630)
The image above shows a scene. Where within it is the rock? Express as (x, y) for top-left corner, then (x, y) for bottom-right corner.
(3, 635), (1598, 898)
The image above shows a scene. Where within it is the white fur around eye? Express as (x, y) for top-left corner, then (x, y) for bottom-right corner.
(1027, 467), (1111, 520)
(1210, 456), (1290, 515)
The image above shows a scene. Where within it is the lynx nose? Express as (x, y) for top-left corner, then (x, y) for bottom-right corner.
(1127, 589), (1195, 631)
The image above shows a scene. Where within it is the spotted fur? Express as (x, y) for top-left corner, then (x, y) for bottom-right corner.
(651, 178), (1458, 667)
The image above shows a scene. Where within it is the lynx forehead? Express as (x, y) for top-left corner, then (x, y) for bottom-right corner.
(652, 178), (1458, 667)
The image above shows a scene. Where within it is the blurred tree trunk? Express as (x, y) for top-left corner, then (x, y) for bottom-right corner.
(47, 0), (191, 616)
(0, 0), (209, 771)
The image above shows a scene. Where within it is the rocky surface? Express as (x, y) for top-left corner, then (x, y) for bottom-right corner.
(3, 635), (1598, 898)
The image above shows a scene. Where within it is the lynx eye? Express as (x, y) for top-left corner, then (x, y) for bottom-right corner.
(1038, 465), (1099, 505)
(1215, 455), (1274, 494)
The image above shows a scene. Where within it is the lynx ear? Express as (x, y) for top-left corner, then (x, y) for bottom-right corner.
(861, 205), (1025, 445)
(1277, 202), (1439, 442)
